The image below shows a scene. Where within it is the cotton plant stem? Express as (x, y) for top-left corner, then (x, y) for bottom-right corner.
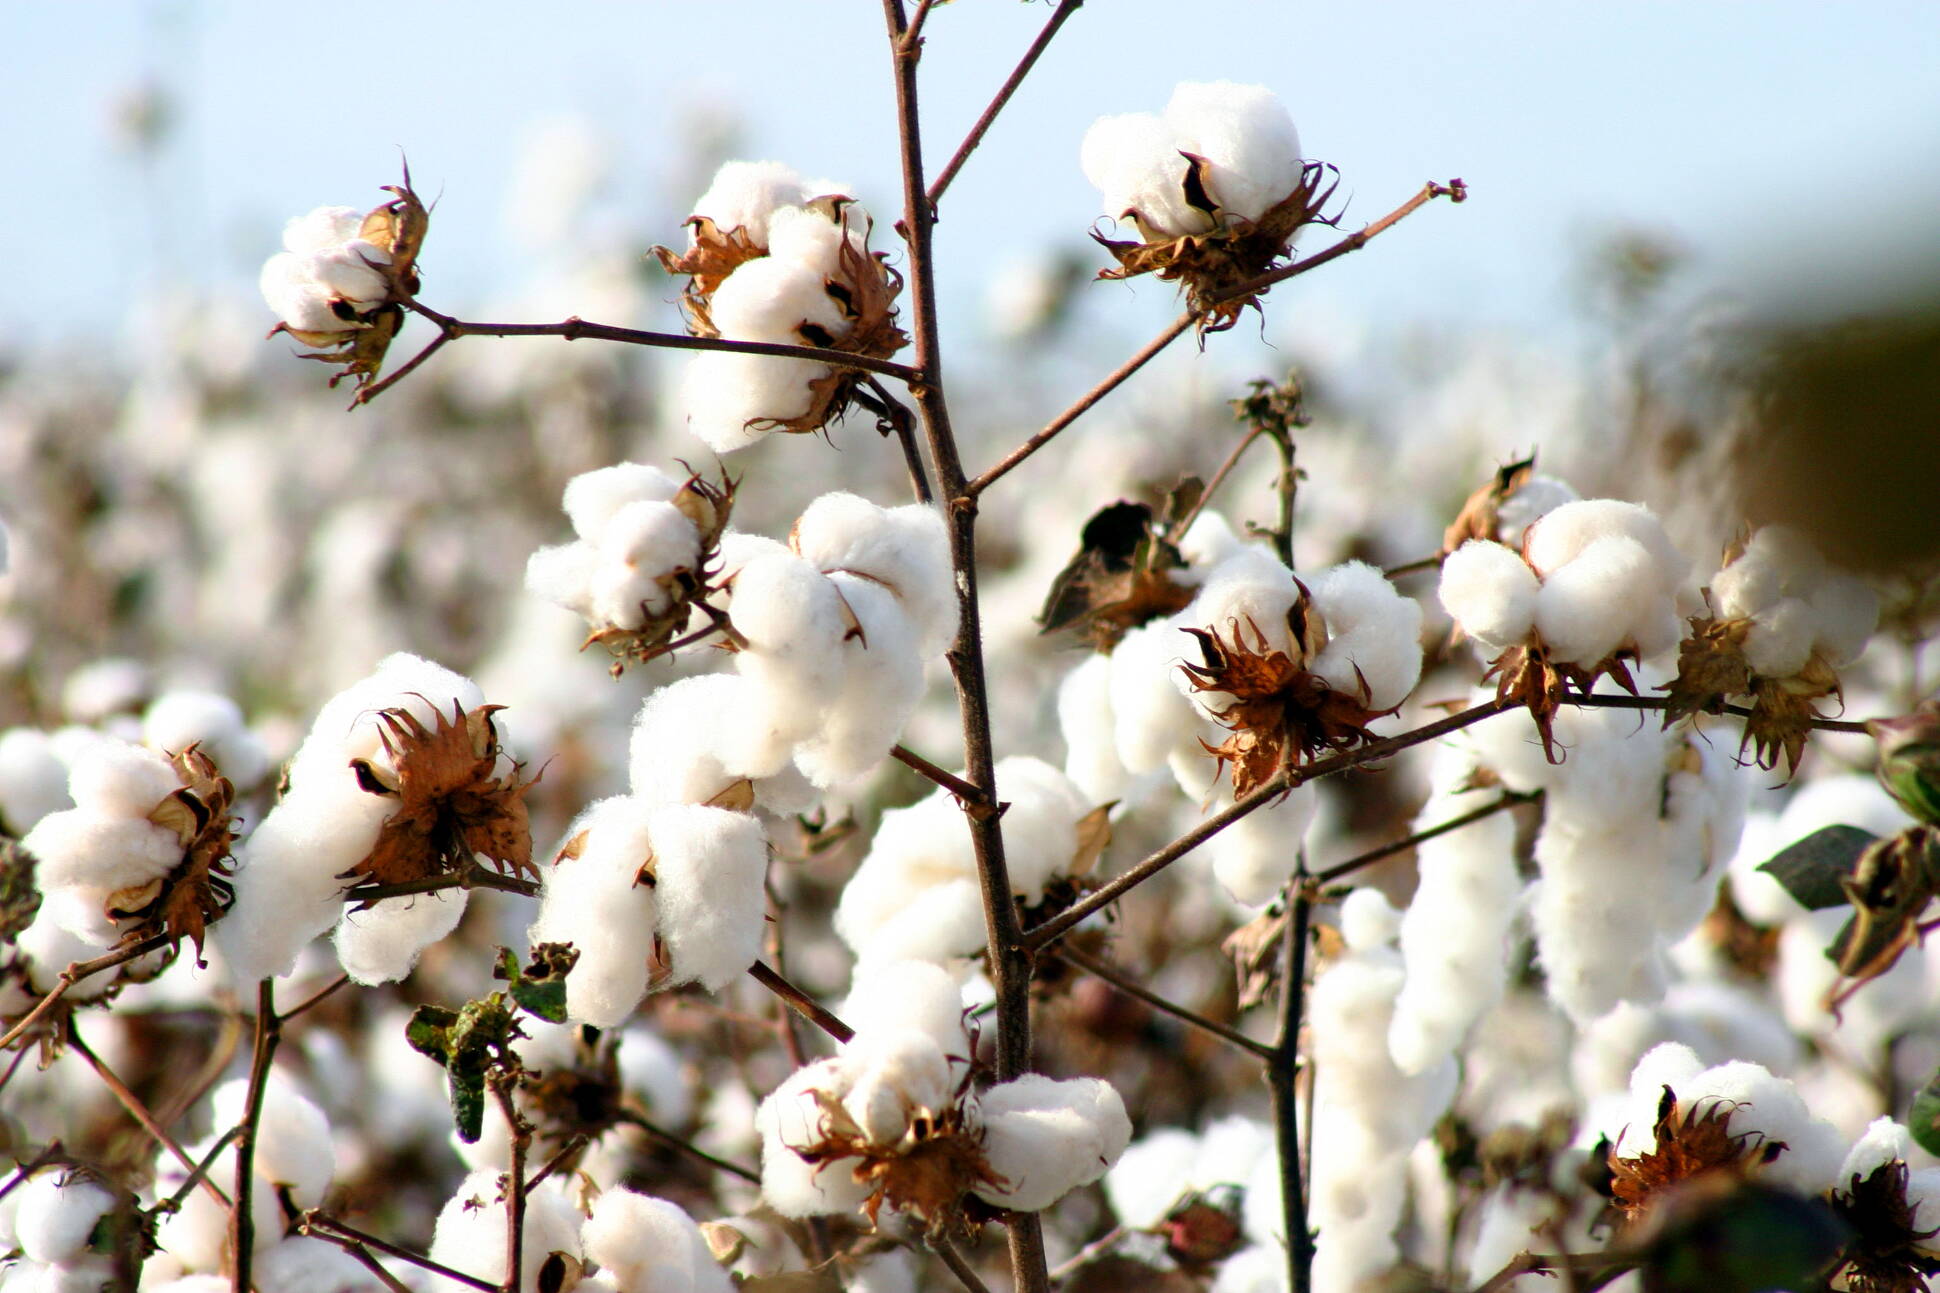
(890, 742), (991, 806)
(0, 932), (171, 1051)
(1170, 425), (1267, 542)
(163, 1129), (242, 1215)
(523, 1134), (590, 1195)
(302, 1212), (499, 1293)
(1313, 791), (1538, 886)
(276, 973), (350, 1024)
(1383, 553), (1444, 578)
(615, 1109), (761, 1185)
(929, 1235), (997, 1293)
(1055, 945), (1276, 1061)
(67, 1025), (231, 1209)
(491, 1078), (528, 1293)
(748, 959), (855, 1044)
(1269, 429), (1297, 568)
(1271, 869), (1315, 1293)
(232, 978), (282, 1293)
(1560, 690), (1872, 733)
(860, 375), (936, 505)
(1472, 1250), (1641, 1293)
(1209, 179), (1468, 305)
(880, 3), (1048, 1287)
(925, 0), (1086, 207)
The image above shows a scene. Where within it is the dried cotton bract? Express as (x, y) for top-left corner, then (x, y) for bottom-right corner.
(1082, 82), (1333, 331)
(657, 161), (908, 452)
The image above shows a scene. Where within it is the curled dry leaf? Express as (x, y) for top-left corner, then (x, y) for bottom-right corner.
(1039, 498), (1197, 652)
(1824, 826), (1940, 1016)
(1442, 456), (1537, 554)
(342, 701), (539, 895)
(1093, 161), (1340, 335)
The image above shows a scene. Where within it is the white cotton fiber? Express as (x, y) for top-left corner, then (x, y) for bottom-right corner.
(562, 463), (685, 540)
(66, 739), (179, 819)
(710, 254), (848, 347)
(1438, 540), (1539, 648)
(1058, 654), (1130, 803)
(429, 1170), (582, 1292)
(282, 206), (363, 255)
(681, 350), (828, 454)
(1308, 561), (1422, 709)
(25, 809), (180, 897)
(209, 1072), (336, 1207)
(524, 541), (600, 620)
(1162, 81), (1302, 223)
(756, 1068), (873, 1219)
(649, 803), (769, 990)
(1838, 1117), (1913, 1192)
(586, 499), (701, 629)
(1743, 598), (1816, 678)
(1080, 112), (1207, 238)
(528, 797), (659, 1027)
(691, 160), (816, 245)
(841, 1030), (956, 1145)
(0, 727), (72, 832)
(1524, 500), (1687, 586)
(258, 253), (344, 335)
(309, 240), (390, 306)
(1532, 534), (1658, 666)
(333, 888), (469, 986)
(1493, 475), (1580, 546)
(13, 1172), (114, 1265)
(1206, 784), (1317, 906)
(792, 575), (924, 787)
(790, 492), (957, 656)
(1110, 619), (1209, 783)
(984, 756), (1092, 899)
(974, 1075), (1132, 1212)
(730, 553), (851, 695)
(253, 1235), (379, 1293)
(1808, 573), (1878, 665)
(581, 1189), (733, 1293)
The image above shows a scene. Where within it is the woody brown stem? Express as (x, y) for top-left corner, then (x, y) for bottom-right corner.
(615, 1109), (761, 1184)
(860, 375), (935, 504)
(0, 932), (171, 1051)
(929, 1235), (997, 1293)
(1383, 553), (1445, 578)
(1561, 690), (1872, 733)
(277, 973), (350, 1024)
(232, 979), (282, 1293)
(1171, 425), (1268, 542)
(1314, 791), (1540, 886)
(749, 959), (855, 1044)
(68, 1024), (231, 1209)
(925, 0), (1086, 207)
(1272, 868), (1314, 1293)
(891, 743), (991, 807)
(301, 1212), (498, 1293)
(1056, 945), (1275, 1060)
(491, 1077), (528, 1293)
(1210, 179), (1468, 304)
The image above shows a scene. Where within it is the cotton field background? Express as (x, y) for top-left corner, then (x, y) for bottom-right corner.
(3, 4), (1940, 1293)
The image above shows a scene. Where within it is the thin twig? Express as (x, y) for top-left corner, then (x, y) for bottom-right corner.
(902, 0), (941, 49)
(1562, 690), (1872, 734)
(342, 865), (539, 906)
(232, 979), (282, 1293)
(1267, 426), (1297, 569)
(1314, 791), (1538, 886)
(748, 960), (855, 1044)
(1046, 1226), (1127, 1281)
(1056, 945), (1275, 1060)
(0, 1143), (64, 1208)
(0, 1043), (31, 1098)
(1383, 554), (1444, 579)
(277, 974), (351, 1024)
(67, 1025), (231, 1209)
(615, 1109), (761, 1185)
(859, 375), (935, 505)
(162, 1129), (241, 1215)
(302, 1212), (498, 1293)
(1209, 179), (1468, 305)
(492, 1078), (528, 1293)
(929, 1235), (996, 1293)
(891, 743), (990, 807)
(925, 0), (1086, 207)
(523, 1133), (590, 1195)
(1472, 1250), (1642, 1293)
(968, 311), (1196, 496)
(1273, 867), (1314, 1293)
(0, 933), (171, 1051)
(1170, 425), (1267, 543)
(327, 1235), (416, 1293)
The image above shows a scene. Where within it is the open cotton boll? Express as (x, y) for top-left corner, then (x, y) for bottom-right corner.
(1743, 598), (1817, 678)
(258, 254), (345, 335)
(1080, 112), (1209, 238)
(757, 1067), (874, 1219)
(1809, 573), (1879, 666)
(841, 1030), (957, 1145)
(1206, 784), (1317, 905)
(974, 1075), (1132, 1212)
(142, 690), (269, 788)
(1523, 499), (1687, 587)
(429, 1170), (583, 1292)
(524, 541), (600, 620)
(766, 203), (864, 280)
(12, 1171), (114, 1265)
(690, 160), (815, 245)
(0, 728), (72, 832)
(710, 255), (849, 344)
(1308, 561), (1422, 709)
(286, 653), (487, 789)
(1188, 547), (1301, 650)
(562, 462), (685, 541)
(627, 675), (810, 814)
(1161, 81), (1301, 223)
(527, 797), (659, 1027)
(649, 803), (769, 991)
(1058, 654), (1131, 803)
(253, 1235), (382, 1293)
(66, 738), (179, 819)
(792, 575), (925, 787)
(1838, 1117), (1913, 1191)
(982, 756), (1092, 899)
(680, 350), (829, 454)
(790, 493), (957, 656)
(309, 240), (391, 306)
(1439, 540), (1540, 648)
(209, 1072), (336, 1207)
(586, 500), (701, 630)
(1533, 534), (1661, 666)
(1493, 476), (1580, 546)
(840, 939), (971, 1049)
(730, 553), (852, 696)
(842, 875), (987, 967)
(581, 1189), (733, 1293)
(334, 888), (469, 986)
(1110, 618), (1208, 780)
(1662, 1061), (1845, 1196)
(282, 206), (363, 255)
(24, 808), (180, 897)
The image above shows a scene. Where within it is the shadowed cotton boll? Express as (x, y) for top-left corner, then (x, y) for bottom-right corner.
(428, 1169), (582, 1292)
(579, 1188), (734, 1293)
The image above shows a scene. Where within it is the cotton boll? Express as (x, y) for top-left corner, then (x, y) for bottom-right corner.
(528, 797), (659, 1028)
(1493, 476), (1580, 546)
(14, 913), (116, 1000)
(757, 1067), (873, 1218)
(286, 653), (486, 790)
(1533, 535), (1660, 666)
(66, 739), (179, 819)
(12, 1172), (114, 1265)
(1109, 620), (1204, 777)
(681, 350), (828, 454)
(1681, 1061), (1846, 1195)
(309, 239), (391, 306)
(789, 493), (957, 656)
(714, 531), (790, 586)
(429, 1170), (582, 1292)
(1080, 112), (1209, 238)
(730, 554), (851, 696)
(1205, 782), (1318, 905)
(650, 804), (769, 991)
(587, 500), (701, 629)
(628, 675), (749, 805)
(1711, 548), (1782, 622)
(524, 541), (599, 619)
(582, 1189), (733, 1293)
(1808, 572), (1878, 667)
(1058, 654), (1129, 803)
(333, 888), (469, 986)
(1104, 1129), (1199, 1228)
(1743, 598), (1816, 677)
(24, 809), (181, 897)
(0, 728), (72, 832)
(562, 463), (685, 541)
(259, 254), (343, 334)
(792, 575), (924, 787)
(1188, 549), (1301, 656)
(710, 255), (849, 344)
(142, 691), (269, 788)
(985, 757), (1091, 900)
(1308, 561), (1422, 709)
(845, 960), (971, 1057)
(1838, 1118), (1913, 1192)
(975, 1075), (1131, 1212)
(766, 203), (864, 282)
(209, 1072), (335, 1207)
(1523, 500), (1688, 590)
(1439, 540), (1539, 648)
(282, 206), (364, 255)
(690, 160), (813, 245)
(1178, 511), (1248, 572)
(1162, 81), (1301, 223)
(841, 1030), (955, 1145)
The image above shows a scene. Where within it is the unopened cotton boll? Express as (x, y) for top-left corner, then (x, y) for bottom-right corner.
(1439, 540), (1540, 648)
(974, 1074), (1132, 1212)
(1161, 81), (1302, 223)
(649, 803), (769, 991)
(1308, 561), (1422, 709)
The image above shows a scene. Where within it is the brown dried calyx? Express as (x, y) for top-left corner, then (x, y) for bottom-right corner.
(653, 197), (910, 439)
(1093, 161), (1339, 335)
(1831, 1160), (1940, 1293)
(1606, 1086), (1786, 1226)
(793, 1088), (1006, 1235)
(341, 701), (538, 896)
(1038, 488), (1201, 652)
(584, 470), (738, 675)
(1660, 607), (1842, 778)
(275, 170), (431, 397)
(1442, 457), (1538, 555)
(109, 747), (238, 963)
(1180, 591), (1392, 799)
(1484, 632), (1641, 765)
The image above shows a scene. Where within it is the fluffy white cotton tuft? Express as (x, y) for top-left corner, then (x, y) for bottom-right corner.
(1438, 540), (1540, 649)
(429, 1169), (583, 1291)
(580, 1188), (733, 1293)
(649, 803), (770, 990)
(975, 1075), (1132, 1212)
(1307, 560), (1423, 709)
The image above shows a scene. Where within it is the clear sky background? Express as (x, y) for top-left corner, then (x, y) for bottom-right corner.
(3, 1), (1937, 359)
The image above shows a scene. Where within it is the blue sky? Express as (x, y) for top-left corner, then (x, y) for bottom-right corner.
(4, 1), (1938, 356)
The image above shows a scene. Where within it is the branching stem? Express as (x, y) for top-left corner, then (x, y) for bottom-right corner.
(68, 1025), (231, 1209)
(925, 0), (1086, 208)
(232, 979), (282, 1293)
(1056, 945), (1275, 1060)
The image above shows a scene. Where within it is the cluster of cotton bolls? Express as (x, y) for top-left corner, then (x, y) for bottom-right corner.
(670, 161), (898, 453)
(1082, 81), (1303, 238)
(1461, 698), (1747, 1024)
(0, 1167), (121, 1287)
(215, 652), (497, 987)
(757, 960), (1130, 1222)
(529, 491), (954, 1025)
(258, 205), (393, 342)
(1103, 1116), (1288, 1290)
(1709, 524), (1878, 679)
(834, 755), (1095, 967)
(524, 462), (711, 640)
(1440, 498), (1695, 667)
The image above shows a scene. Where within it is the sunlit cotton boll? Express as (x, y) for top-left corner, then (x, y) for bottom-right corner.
(579, 1188), (733, 1293)
(527, 796), (659, 1027)
(208, 1071), (336, 1208)
(681, 350), (831, 454)
(12, 1171), (115, 1266)
(1438, 540), (1540, 650)
(1161, 81), (1302, 223)
(0, 727), (73, 832)
(1307, 560), (1423, 710)
(141, 689), (270, 788)
(975, 1074), (1132, 1213)
(789, 492), (957, 656)
(690, 160), (846, 247)
(648, 803), (769, 991)
(1081, 112), (1205, 239)
(791, 574), (925, 787)
(428, 1169), (582, 1292)
(333, 887), (469, 987)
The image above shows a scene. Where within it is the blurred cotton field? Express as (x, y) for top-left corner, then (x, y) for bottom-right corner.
(2, 14), (1940, 1293)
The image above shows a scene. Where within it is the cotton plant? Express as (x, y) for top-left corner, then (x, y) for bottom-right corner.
(1101, 1116), (1279, 1277)
(756, 959), (1130, 1230)
(655, 160), (908, 452)
(427, 1167), (585, 1293)
(0, 1166), (121, 1288)
(573, 1187), (736, 1293)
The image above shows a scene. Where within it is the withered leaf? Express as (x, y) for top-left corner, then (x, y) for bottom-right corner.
(342, 701), (538, 895)
(1039, 499), (1196, 651)
(791, 1089), (1004, 1235)
(1442, 456), (1537, 554)
(113, 746), (238, 963)
(1069, 803), (1115, 880)
(1824, 827), (1940, 1015)
(1659, 614), (1754, 725)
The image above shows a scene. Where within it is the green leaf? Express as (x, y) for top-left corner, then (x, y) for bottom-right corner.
(406, 1005), (459, 1066)
(495, 943), (578, 1024)
(447, 1065), (487, 1144)
(1908, 1069), (1940, 1158)
(1638, 1181), (1847, 1293)
(1759, 825), (1879, 910)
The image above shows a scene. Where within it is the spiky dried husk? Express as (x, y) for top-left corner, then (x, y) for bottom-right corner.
(342, 701), (538, 895)
(1180, 609), (1390, 799)
(1831, 1161), (1940, 1293)
(1608, 1087), (1785, 1226)
(1659, 612), (1842, 777)
(1442, 457), (1538, 554)
(1483, 635), (1639, 764)
(582, 470), (738, 676)
(108, 746), (238, 964)
(792, 1090), (1006, 1236)
(1093, 161), (1340, 335)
